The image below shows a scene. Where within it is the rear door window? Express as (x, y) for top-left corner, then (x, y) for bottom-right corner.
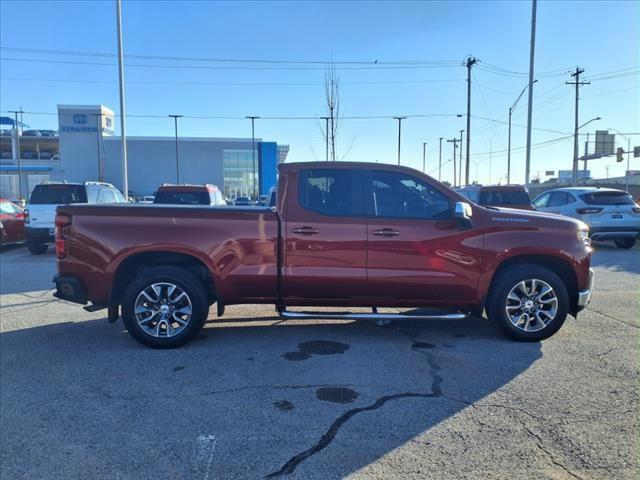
(580, 191), (634, 205)
(368, 170), (451, 219)
(547, 192), (571, 207)
(298, 169), (363, 216)
(29, 184), (88, 204)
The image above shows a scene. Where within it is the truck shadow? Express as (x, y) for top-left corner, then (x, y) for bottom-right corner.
(0, 315), (542, 479)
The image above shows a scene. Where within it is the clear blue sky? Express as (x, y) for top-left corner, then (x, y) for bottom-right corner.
(1, 0), (638, 184)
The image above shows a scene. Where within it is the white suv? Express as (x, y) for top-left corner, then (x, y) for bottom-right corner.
(532, 187), (640, 249)
(25, 181), (126, 254)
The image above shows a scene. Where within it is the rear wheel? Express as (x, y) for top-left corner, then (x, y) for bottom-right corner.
(122, 266), (209, 348)
(487, 264), (569, 341)
(614, 238), (636, 249)
(27, 240), (48, 254)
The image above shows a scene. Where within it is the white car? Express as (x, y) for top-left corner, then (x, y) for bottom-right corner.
(25, 181), (126, 254)
(532, 187), (640, 249)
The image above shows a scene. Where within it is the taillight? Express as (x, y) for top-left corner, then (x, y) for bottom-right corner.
(576, 207), (603, 214)
(55, 214), (72, 259)
(24, 208), (30, 224)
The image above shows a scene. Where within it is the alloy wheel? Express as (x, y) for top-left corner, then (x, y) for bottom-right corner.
(505, 278), (558, 333)
(134, 282), (193, 338)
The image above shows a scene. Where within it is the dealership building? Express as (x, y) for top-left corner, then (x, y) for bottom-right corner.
(0, 104), (287, 201)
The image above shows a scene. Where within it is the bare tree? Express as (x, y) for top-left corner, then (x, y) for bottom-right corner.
(323, 63), (340, 161)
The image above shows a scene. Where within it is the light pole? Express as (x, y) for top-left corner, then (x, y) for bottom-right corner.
(8, 110), (23, 201)
(422, 142), (427, 173)
(246, 116), (260, 199)
(438, 137), (443, 181)
(507, 79), (537, 184)
(320, 116), (329, 161)
(459, 130), (464, 186)
(393, 116), (406, 165)
(116, 0), (128, 197)
(576, 116), (601, 184)
(168, 115), (183, 183)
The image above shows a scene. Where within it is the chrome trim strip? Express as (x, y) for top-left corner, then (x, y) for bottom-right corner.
(577, 268), (595, 307)
(279, 311), (468, 321)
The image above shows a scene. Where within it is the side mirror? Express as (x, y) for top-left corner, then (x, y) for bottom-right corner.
(453, 201), (473, 229)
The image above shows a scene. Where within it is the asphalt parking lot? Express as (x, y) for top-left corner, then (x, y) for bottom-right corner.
(0, 243), (638, 480)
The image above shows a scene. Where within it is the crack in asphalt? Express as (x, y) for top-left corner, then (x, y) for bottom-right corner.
(264, 391), (437, 479)
(586, 307), (639, 329)
(264, 323), (443, 478)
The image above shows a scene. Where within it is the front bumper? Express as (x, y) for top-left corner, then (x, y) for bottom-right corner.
(577, 268), (594, 310)
(53, 275), (87, 305)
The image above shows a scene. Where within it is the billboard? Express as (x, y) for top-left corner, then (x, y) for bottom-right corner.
(594, 130), (615, 156)
(559, 170), (590, 181)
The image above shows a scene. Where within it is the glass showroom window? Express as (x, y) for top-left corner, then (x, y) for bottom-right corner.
(223, 150), (258, 200)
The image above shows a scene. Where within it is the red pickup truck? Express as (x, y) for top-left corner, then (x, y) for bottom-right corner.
(53, 162), (594, 348)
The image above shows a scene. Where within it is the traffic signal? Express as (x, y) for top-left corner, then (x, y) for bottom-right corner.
(616, 147), (624, 162)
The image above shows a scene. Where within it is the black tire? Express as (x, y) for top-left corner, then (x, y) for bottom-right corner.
(486, 264), (569, 341)
(27, 240), (48, 255)
(121, 266), (209, 348)
(614, 238), (636, 249)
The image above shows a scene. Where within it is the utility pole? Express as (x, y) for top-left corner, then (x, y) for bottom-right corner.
(168, 115), (183, 183)
(524, 0), (537, 187)
(9, 110), (23, 201)
(464, 56), (477, 186)
(438, 137), (443, 181)
(447, 138), (459, 187)
(567, 67), (589, 186)
(320, 116), (329, 161)
(393, 117), (406, 165)
(459, 129), (464, 187)
(247, 116), (260, 199)
(116, 0), (129, 197)
(422, 142), (427, 173)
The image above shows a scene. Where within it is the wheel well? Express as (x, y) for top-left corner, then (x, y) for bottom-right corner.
(489, 254), (579, 312)
(110, 251), (216, 306)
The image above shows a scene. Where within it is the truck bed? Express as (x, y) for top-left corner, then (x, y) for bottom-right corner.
(56, 204), (280, 305)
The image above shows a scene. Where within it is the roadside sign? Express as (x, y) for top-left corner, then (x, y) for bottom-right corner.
(594, 130), (615, 156)
(634, 146), (640, 158)
(545, 170), (554, 176)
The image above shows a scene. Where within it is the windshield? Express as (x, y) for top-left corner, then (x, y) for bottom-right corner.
(479, 190), (531, 206)
(154, 190), (211, 205)
(580, 191), (634, 205)
(29, 184), (87, 204)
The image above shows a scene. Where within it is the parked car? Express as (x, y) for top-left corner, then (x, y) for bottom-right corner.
(233, 196), (251, 206)
(153, 184), (226, 206)
(257, 195), (268, 206)
(25, 181), (126, 254)
(138, 196), (155, 204)
(532, 187), (640, 249)
(54, 162), (593, 348)
(0, 199), (26, 245)
(457, 184), (534, 210)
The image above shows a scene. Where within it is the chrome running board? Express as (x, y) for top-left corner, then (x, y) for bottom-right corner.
(278, 309), (468, 321)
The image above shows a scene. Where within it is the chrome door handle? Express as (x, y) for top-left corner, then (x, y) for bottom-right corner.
(372, 228), (400, 237)
(292, 226), (320, 235)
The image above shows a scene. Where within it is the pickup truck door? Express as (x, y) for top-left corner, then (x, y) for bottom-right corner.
(282, 167), (367, 301)
(364, 169), (483, 304)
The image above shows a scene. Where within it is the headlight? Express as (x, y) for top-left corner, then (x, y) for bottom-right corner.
(577, 229), (591, 246)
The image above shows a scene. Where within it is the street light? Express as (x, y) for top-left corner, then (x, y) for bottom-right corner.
(246, 116), (260, 199)
(393, 117), (407, 165)
(422, 142), (427, 173)
(507, 79), (537, 184)
(168, 115), (183, 183)
(577, 116), (601, 185)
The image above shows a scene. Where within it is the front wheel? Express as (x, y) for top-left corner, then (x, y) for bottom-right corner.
(487, 264), (569, 341)
(122, 266), (209, 348)
(614, 238), (636, 249)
